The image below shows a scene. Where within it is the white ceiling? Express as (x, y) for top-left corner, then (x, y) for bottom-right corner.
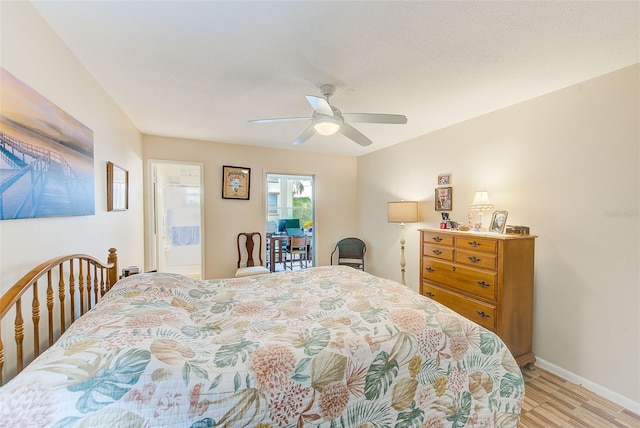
(31, 1), (639, 157)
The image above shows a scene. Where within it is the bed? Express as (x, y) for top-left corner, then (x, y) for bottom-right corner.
(0, 250), (524, 427)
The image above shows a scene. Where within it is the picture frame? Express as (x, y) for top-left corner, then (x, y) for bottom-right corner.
(1, 68), (95, 219)
(438, 174), (450, 185)
(490, 211), (509, 233)
(222, 165), (250, 200)
(107, 161), (128, 211)
(435, 186), (452, 211)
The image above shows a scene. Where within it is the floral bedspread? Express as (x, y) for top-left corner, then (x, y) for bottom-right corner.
(0, 266), (523, 427)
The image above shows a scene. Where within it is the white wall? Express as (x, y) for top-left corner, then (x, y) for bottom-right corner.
(142, 135), (358, 279)
(0, 2), (144, 290)
(358, 65), (640, 409)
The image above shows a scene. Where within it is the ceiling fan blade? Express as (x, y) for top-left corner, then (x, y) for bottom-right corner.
(305, 95), (334, 116)
(339, 123), (373, 146)
(342, 113), (407, 124)
(249, 117), (311, 124)
(293, 125), (316, 146)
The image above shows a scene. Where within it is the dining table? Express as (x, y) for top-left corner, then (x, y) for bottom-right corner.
(268, 234), (289, 273)
(268, 234), (312, 272)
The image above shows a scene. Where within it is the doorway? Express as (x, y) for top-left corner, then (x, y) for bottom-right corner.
(266, 173), (314, 271)
(149, 160), (204, 279)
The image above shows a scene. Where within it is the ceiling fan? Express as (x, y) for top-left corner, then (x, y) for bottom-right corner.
(249, 84), (407, 147)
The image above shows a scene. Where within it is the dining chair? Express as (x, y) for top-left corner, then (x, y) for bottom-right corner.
(235, 232), (270, 277)
(286, 235), (309, 270)
(265, 221), (278, 269)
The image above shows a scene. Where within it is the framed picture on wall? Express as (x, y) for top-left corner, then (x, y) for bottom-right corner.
(1, 68), (95, 219)
(107, 161), (128, 211)
(222, 165), (250, 200)
(435, 187), (452, 211)
(438, 174), (450, 185)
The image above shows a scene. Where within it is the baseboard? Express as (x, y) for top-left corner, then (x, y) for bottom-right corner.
(535, 357), (640, 415)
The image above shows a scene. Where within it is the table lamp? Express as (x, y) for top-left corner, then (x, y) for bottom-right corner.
(387, 201), (418, 285)
(470, 191), (494, 230)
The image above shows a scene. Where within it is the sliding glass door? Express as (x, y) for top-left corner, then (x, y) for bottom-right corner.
(266, 173), (314, 270)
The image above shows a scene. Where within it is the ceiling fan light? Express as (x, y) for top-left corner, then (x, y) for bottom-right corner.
(313, 120), (341, 136)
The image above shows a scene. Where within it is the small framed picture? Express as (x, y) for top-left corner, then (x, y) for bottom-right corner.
(438, 174), (450, 185)
(222, 165), (250, 200)
(435, 187), (452, 211)
(490, 211), (509, 233)
(106, 161), (128, 211)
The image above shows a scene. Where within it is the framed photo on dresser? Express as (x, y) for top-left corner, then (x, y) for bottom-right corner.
(490, 211), (508, 233)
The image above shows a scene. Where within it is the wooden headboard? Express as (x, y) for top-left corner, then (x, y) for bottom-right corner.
(0, 248), (118, 385)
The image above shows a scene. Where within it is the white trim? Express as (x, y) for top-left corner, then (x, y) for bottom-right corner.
(535, 358), (640, 414)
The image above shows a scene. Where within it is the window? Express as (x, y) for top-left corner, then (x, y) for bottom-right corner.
(266, 174), (314, 230)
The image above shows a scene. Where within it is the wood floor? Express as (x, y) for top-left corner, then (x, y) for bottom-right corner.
(520, 367), (640, 427)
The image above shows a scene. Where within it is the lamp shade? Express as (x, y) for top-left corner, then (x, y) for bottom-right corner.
(470, 191), (494, 211)
(313, 114), (343, 136)
(313, 121), (341, 135)
(387, 201), (418, 223)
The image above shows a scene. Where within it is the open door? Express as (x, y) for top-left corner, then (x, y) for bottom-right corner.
(149, 160), (204, 279)
(265, 173), (314, 271)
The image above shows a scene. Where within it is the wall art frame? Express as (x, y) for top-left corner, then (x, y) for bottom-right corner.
(435, 186), (452, 211)
(107, 161), (128, 211)
(0, 67), (95, 220)
(438, 174), (450, 185)
(222, 165), (250, 200)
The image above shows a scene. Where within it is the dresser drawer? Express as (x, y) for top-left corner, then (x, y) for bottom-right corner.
(422, 283), (496, 331)
(422, 232), (454, 247)
(423, 243), (454, 261)
(419, 228), (537, 368)
(456, 236), (497, 254)
(422, 259), (497, 300)
(456, 249), (497, 271)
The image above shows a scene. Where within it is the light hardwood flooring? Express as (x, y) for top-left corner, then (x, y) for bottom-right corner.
(520, 367), (640, 427)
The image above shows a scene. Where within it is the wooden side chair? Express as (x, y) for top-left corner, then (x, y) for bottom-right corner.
(235, 232), (270, 277)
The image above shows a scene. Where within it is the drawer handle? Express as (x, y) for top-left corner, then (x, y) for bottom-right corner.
(425, 292), (435, 298)
(476, 281), (491, 288)
(469, 241), (481, 248)
(476, 311), (491, 318)
(425, 267), (435, 273)
(432, 237), (443, 242)
(432, 249), (442, 255)
(468, 256), (481, 263)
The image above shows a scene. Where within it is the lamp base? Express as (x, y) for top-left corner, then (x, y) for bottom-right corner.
(399, 223), (407, 285)
(473, 211), (488, 231)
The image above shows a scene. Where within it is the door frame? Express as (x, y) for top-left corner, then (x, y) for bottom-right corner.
(147, 159), (205, 278)
(264, 171), (315, 268)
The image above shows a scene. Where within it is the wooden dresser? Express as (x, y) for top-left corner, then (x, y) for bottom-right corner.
(419, 228), (537, 367)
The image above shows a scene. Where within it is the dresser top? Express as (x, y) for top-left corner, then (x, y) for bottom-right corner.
(419, 228), (537, 240)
